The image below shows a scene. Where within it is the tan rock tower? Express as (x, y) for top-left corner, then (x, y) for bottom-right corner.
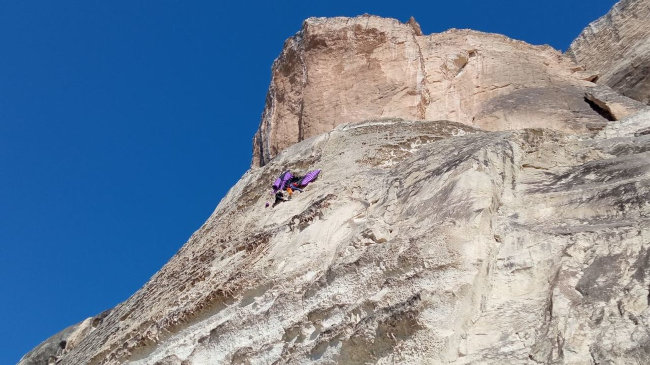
(252, 15), (618, 167)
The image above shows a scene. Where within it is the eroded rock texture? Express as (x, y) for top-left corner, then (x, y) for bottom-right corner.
(18, 310), (112, 365)
(252, 15), (620, 167)
(567, 0), (650, 105)
(40, 109), (650, 364)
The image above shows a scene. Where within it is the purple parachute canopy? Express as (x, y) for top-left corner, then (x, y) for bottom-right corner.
(299, 169), (321, 187)
(272, 177), (282, 189)
(272, 171), (293, 193)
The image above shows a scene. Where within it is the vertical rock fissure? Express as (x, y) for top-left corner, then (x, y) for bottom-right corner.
(262, 86), (276, 166)
(411, 33), (429, 120)
(297, 32), (308, 142)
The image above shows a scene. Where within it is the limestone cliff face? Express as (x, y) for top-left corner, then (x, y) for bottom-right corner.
(252, 15), (620, 167)
(28, 110), (650, 364)
(20, 12), (650, 365)
(567, 0), (650, 105)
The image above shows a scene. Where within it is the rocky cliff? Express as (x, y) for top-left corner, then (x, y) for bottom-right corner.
(567, 0), (650, 105)
(20, 3), (650, 365)
(251, 15), (640, 167)
(31, 111), (650, 364)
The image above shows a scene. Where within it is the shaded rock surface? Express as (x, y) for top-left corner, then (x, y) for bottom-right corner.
(47, 109), (650, 364)
(252, 15), (617, 167)
(567, 0), (650, 105)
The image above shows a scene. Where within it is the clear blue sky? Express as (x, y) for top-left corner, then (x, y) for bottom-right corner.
(0, 1), (616, 363)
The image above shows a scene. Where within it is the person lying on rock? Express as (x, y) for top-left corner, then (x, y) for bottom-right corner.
(266, 169), (321, 207)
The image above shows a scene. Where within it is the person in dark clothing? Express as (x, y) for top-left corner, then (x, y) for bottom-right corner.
(272, 191), (289, 207)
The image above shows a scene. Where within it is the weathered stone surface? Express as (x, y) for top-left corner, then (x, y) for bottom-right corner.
(44, 108), (650, 364)
(585, 85), (648, 121)
(18, 310), (111, 365)
(252, 15), (612, 167)
(567, 0), (650, 105)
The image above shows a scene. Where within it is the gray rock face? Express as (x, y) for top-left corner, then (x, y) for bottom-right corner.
(49, 109), (650, 364)
(585, 85), (648, 121)
(567, 0), (650, 105)
(18, 310), (111, 365)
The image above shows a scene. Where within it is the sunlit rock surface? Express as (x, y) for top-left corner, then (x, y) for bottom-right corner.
(20, 11), (650, 365)
(36, 109), (650, 364)
(18, 310), (111, 365)
(567, 0), (650, 105)
(252, 15), (618, 167)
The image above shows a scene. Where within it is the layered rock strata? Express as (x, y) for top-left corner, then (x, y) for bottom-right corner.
(38, 109), (650, 364)
(252, 15), (620, 167)
(567, 0), (650, 105)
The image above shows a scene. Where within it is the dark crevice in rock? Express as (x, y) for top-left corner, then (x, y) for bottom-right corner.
(556, 334), (565, 360)
(575, 254), (622, 302)
(584, 96), (617, 121)
(298, 100), (305, 141)
(617, 300), (625, 316)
